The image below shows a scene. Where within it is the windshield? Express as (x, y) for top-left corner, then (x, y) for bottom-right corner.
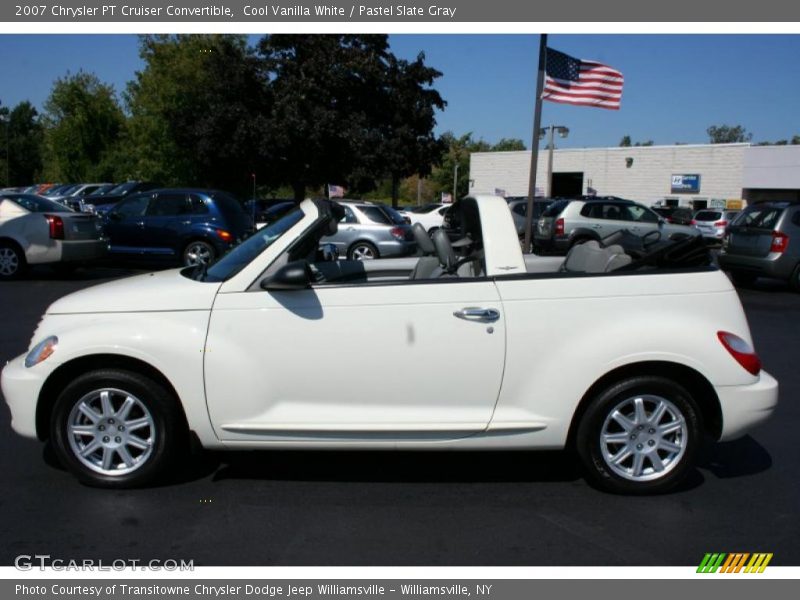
(731, 205), (785, 229)
(88, 184), (116, 196)
(2, 194), (73, 213)
(200, 206), (305, 282)
(106, 182), (138, 196)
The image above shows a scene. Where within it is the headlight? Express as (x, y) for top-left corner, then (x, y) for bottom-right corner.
(25, 336), (58, 368)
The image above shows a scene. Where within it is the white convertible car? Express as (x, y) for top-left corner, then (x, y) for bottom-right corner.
(1, 196), (778, 493)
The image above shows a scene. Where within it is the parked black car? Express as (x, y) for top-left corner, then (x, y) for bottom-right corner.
(88, 181), (161, 213)
(103, 188), (253, 266)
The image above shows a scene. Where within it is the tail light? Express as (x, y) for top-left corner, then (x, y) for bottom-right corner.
(555, 218), (565, 236)
(389, 226), (405, 241)
(718, 331), (761, 375)
(713, 220), (728, 228)
(770, 231), (789, 253)
(45, 214), (64, 239)
(690, 219), (697, 225)
(215, 229), (233, 243)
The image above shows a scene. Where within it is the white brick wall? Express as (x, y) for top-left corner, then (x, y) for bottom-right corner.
(469, 143), (750, 205)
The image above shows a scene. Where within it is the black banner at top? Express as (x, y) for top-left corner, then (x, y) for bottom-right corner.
(2, 0), (800, 22)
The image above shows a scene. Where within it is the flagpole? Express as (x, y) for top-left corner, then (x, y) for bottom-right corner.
(523, 33), (547, 254)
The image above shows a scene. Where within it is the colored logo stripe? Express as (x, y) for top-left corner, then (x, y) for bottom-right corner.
(697, 553), (772, 573)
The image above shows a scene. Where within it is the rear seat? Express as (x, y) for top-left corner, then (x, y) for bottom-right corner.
(561, 240), (632, 273)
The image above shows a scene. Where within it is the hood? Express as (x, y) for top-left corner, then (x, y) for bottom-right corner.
(47, 269), (221, 315)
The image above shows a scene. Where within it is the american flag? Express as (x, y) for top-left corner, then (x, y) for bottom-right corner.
(542, 48), (623, 110)
(327, 184), (345, 198)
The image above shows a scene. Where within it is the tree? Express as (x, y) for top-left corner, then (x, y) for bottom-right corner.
(370, 52), (447, 207)
(792, 135), (800, 145)
(492, 138), (526, 151)
(706, 124), (752, 144)
(429, 132), (491, 200)
(257, 35), (393, 201)
(41, 71), (125, 181)
(5, 101), (44, 185)
(123, 35), (268, 192)
(619, 135), (632, 147)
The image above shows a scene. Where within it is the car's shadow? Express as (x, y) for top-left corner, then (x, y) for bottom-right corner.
(697, 435), (773, 479)
(210, 449), (582, 484)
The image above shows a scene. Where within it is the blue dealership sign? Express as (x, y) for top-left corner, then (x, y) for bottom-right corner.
(671, 174), (701, 194)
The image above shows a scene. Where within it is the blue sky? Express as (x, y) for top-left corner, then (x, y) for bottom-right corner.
(1, 34), (799, 148)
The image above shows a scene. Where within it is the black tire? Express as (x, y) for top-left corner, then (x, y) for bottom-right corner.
(576, 376), (701, 495)
(182, 240), (216, 267)
(730, 270), (757, 287)
(789, 264), (800, 293)
(0, 240), (27, 280)
(569, 237), (592, 249)
(50, 369), (186, 488)
(347, 241), (379, 261)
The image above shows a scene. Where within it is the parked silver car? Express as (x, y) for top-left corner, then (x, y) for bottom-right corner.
(321, 201), (416, 260)
(534, 197), (699, 254)
(692, 209), (740, 244)
(718, 202), (800, 290)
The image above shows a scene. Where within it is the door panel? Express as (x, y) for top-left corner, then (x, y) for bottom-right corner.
(105, 194), (150, 252)
(204, 280), (505, 441)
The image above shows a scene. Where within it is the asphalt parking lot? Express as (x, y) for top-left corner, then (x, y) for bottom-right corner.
(0, 265), (798, 566)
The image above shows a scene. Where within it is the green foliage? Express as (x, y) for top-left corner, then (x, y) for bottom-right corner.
(429, 132), (491, 200)
(707, 124), (752, 144)
(4, 101), (44, 186)
(41, 71), (124, 182)
(619, 135), (632, 147)
(491, 138), (526, 151)
(122, 35), (267, 192)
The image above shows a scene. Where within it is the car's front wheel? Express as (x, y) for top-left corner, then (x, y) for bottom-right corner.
(51, 369), (186, 488)
(576, 376), (701, 494)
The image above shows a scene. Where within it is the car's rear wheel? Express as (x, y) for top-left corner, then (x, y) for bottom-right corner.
(576, 376), (701, 494)
(348, 241), (379, 260)
(182, 240), (215, 267)
(51, 369), (185, 488)
(730, 270), (757, 287)
(0, 241), (26, 280)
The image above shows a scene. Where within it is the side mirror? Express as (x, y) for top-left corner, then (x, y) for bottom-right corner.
(261, 260), (312, 291)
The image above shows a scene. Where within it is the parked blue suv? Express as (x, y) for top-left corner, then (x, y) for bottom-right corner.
(103, 188), (253, 266)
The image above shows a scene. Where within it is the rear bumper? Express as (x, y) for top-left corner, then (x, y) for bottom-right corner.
(718, 251), (796, 280)
(533, 236), (570, 254)
(377, 240), (417, 258)
(717, 370), (779, 441)
(60, 239), (108, 263)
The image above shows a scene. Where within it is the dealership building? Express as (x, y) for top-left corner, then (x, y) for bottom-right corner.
(469, 143), (800, 210)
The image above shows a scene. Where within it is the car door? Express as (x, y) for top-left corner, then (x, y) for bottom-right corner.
(104, 194), (151, 253)
(144, 192), (191, 256)
(204, 277), (506, 441)
(623, 204), (661, 236)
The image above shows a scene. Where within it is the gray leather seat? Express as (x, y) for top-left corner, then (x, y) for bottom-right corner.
(410, 224), (442, 280)
(562, 240), (632, 273)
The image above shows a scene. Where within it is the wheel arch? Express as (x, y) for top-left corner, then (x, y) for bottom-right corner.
(567, 228), (601, 246)
(566, 360), (723, 450)
(36, 354), (189, 441)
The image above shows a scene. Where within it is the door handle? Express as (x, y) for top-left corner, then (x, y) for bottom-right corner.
(180, 220), (191, 225)
(135, 221), (145, 227)
(453, 307), (500, 322)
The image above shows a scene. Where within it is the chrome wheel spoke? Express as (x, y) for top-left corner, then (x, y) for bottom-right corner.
(101, 447), (115, 470)
(99, 390), (113, 417)
(127, 436), (150, 451)
(80, 439), (102, 457)
(78, 402), (102, 423)
(649, 400), (668, 425)
(126, 417), (150, 431)
(117, 446), (135, 468)
(611, 447), (633, 465)
(116, 396), (135, 420)
(659, 439), (682, 454)
(659, 421), (683, 436)
(70, 425), (95, 436)
(603, 432), (629, 444)
(610, 410), (635, 432)
(649, 453), (666, 473)
(631, 452), (646, 477)
(633, 397), (647, 424)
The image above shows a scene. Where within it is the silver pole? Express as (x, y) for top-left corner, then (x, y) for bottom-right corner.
(523, 34), (548, 253)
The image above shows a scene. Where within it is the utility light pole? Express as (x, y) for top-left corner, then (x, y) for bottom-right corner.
(453, 162), (459, 201)
(541, 125), (569, 197)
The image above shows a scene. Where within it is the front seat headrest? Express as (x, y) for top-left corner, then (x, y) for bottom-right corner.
(431, 228), (457, 270)
(411, 223), (436, 255)
(326, 201), (345, 235)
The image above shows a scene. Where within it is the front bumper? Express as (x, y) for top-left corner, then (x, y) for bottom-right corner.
(1, 354), (47, 439)
(717, 370), (779, 441)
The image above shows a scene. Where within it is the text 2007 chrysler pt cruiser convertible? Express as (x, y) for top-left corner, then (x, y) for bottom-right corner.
(2, 196), (778, 493)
